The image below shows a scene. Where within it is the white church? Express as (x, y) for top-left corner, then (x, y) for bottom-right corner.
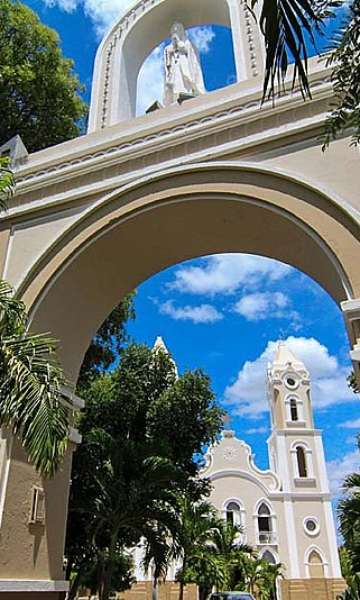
(126, 340), (344, 600)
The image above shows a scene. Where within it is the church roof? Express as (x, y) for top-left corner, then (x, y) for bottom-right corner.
(153, 335), (170, 354)
(153, 336), (178, 376)
(273, 342), (305, 369)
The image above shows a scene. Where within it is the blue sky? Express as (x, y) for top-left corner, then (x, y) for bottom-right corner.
(22, 0), (359, 506)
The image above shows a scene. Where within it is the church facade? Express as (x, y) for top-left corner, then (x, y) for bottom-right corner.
(126, 341), (344, 600)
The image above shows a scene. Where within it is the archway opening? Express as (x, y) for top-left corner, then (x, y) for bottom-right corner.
(25, 168), (355, 384)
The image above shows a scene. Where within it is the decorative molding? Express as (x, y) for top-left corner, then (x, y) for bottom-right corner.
(240, 0), (258, 77)
(16, 76), (332, 187)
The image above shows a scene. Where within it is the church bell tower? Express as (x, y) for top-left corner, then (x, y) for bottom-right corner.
(267, 342), (343, 592)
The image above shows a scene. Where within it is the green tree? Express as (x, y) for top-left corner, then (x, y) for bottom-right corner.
(323, 1), (360, 147)
(77, 291), (136, 389)
(338, 438), (360, 599)
(234, 554), (282, 600)
(339, 546), (360, 600)
(0, 0), (87, 153)
(65, 343), (224, 599)
(339, 470), (360, 574)
(173, 497), (222, 600)
(211, 521), (255, 591)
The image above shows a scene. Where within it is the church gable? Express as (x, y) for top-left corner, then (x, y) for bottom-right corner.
(202, 430), (281, 493)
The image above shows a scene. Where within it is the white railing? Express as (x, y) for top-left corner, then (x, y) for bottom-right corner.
(258, 532), (277, 545)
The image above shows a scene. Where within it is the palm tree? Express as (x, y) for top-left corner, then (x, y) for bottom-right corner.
(0, 165), (70, 476)
(339, 469), (360, 574)
(143, 525), (173, 600)
(210, 520), (255, 591)
(339, 546), (360, 600)
(234, 555), (282, 600)
(173, 496), (221, 600)
(86, 432), (182, 600)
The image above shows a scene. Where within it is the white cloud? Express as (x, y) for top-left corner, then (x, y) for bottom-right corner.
(327, 450), (360, 499)
(189, 26), (215, 54)
(224, 336), (356, 418)
(234, 292), (292, 322)
(339, 418), (360, 429)
(159, 300), (223, 324)
(246, 426), (269, 435)
(43, 0), (132, 35)
(170, 254), (291, 296)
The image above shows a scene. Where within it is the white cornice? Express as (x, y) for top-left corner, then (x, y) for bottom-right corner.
(14, 75), (333, 196)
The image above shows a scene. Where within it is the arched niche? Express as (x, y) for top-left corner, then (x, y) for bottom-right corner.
(136, 24), (237, 116)
(88, 0), (264, 130)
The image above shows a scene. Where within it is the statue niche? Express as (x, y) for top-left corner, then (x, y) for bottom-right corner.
(163, 22), (205, 106)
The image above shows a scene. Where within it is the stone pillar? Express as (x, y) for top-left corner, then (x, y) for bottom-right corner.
(0, 390), (83, 599)
(341, 298), (360, 389)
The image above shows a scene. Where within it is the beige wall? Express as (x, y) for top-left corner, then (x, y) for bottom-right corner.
(0, 438), (74, 581)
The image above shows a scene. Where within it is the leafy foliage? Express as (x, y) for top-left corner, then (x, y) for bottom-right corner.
(66, 343), (224, 600)
(0, 157), (13, 212)
(0, 0), (87, 153)
(251, 0), (339, 101)
(338, 437), (360, 598)
(77, 292), (135, 389)
(348, 371), (359, 394)
(176, 508), (282, 600)
(339, 547), (360, 600)
(323, 0), (360, 148)
(0, 279), (70, 475)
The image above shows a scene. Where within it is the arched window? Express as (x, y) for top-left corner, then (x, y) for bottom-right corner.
(296, 446), (308, 478)
(262, 550), (276, 564)
(290, 398), (298, 422)
(308, 550), (325, 578)
(226, 501), (241, 526)
(257, 503), (275, 544)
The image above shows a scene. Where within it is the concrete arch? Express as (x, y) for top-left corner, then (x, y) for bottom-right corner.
(19, 163), (360, 382)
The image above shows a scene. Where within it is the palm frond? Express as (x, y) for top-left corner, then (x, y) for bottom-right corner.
(251, 0), (339, 101)
(0, 331), (69, 476)
(0, 157), (14, 213)
(0, 279), (27, 335)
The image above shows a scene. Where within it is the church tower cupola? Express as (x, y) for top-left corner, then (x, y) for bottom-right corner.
(267, 342), (313, 431)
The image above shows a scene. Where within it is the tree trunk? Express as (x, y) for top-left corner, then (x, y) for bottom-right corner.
(152, 576), (159, 600)
(179, 580), (185, 600)
(179, 556), (187, 600)
(68, 569), (83, 600)
(100, 537), (118, 600)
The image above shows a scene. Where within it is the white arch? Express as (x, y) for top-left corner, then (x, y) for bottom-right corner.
(254, 499), (277, 546)
(304, 545), (329, 578)
(88, 0), (265, 129)
(290, 441), (314, 479)
(222, 498), (247, 534)
(285, 393), (304, 423)
(260, 549), (279, 564)
(254, 498), (275, 516)
(24, 162), (355, 322)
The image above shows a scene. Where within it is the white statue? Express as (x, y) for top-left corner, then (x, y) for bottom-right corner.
(163, 22), (205, 106)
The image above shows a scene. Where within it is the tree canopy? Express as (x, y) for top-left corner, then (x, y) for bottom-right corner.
(65, 342), (224, 599)
(0, 0), (87, 153)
